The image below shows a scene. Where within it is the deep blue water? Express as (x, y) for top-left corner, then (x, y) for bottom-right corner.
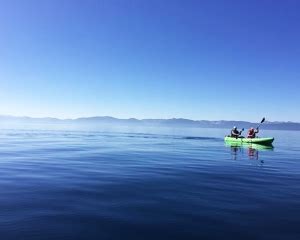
(0, 127), (300, 240)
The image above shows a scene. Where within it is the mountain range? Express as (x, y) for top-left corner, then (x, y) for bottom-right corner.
(0, 115), (300, 131)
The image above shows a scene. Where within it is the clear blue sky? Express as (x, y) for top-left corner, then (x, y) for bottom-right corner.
(0, 0), (299, 121)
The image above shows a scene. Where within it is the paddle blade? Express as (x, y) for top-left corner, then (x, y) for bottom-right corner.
(261, 117), (265, 123)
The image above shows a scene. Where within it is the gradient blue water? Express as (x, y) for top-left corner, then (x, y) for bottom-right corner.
(0, 127), (299, 240)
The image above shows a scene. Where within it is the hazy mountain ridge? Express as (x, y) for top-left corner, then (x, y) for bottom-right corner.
(0, 115), (299, 130)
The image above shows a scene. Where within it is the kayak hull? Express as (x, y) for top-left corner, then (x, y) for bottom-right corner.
(224, 136), (274, 145)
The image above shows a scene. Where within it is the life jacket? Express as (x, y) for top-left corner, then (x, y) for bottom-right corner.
(248, 129), (255, 138)
(231, 129), (239, 137)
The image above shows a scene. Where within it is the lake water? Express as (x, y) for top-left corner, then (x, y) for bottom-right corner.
(0, 126), (299, 239)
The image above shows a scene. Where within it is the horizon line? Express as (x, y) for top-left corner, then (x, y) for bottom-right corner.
(0, 114), (299, 124)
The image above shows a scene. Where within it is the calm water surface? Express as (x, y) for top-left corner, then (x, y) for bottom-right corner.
(0, 127), (299, 239)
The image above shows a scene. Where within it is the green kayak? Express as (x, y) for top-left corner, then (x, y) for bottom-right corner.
(224, 136), (274, 145)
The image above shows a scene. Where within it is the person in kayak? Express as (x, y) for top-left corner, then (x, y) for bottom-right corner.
(231, 126), (242, 138)
(247, 127), (259, 138)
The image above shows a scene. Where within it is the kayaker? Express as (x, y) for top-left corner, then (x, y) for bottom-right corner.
(247, 127), (259, 138)
(231, 126), (242, 138)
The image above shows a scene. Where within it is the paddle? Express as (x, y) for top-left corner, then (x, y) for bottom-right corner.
(256, 117), (265, 129)
(240, 128), (244, 134)
(239, 128), (244, 138)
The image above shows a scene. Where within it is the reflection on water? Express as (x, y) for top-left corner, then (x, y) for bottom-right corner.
(226, 143), (274, 162)
(247, 147), (259, 160)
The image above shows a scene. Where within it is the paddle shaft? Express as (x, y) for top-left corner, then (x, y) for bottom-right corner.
(240, 128), (244, 134)
(256, 118), (265, 129)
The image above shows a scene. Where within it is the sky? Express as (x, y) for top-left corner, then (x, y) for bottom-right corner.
(0, 0), (300, 122)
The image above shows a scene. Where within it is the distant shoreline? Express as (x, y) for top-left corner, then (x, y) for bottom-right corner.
(1, 115), (300, 131)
